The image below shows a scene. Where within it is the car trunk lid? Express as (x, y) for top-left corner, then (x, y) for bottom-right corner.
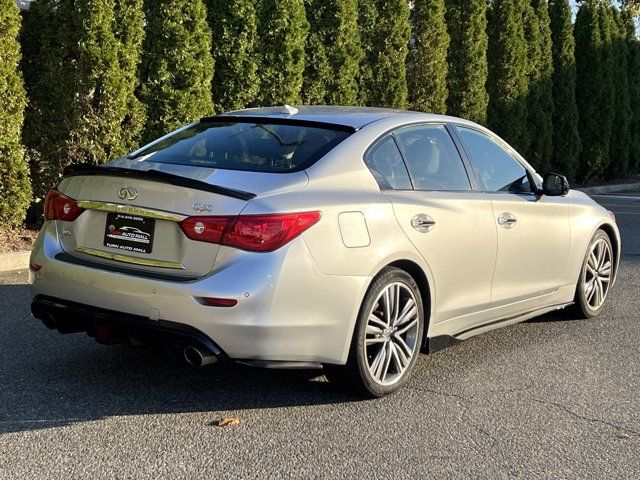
(55, 161), (308, 278)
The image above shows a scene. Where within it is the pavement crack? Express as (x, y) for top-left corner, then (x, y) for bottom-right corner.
(534, 399), (640, 437)
(406, 385), (472, 407)
(480, 385), (533, 397)
(475, 425), (501, 445)
(406, 384), (533, 405)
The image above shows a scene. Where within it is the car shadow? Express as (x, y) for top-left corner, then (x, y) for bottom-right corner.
(0, 281), (365, 435)
(525, 309), (576, 323)
(3, 256), (633, 435)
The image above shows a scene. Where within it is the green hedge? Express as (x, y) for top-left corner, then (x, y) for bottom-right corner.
(0, 0), (30, 227)
(5, 0), (640, 226)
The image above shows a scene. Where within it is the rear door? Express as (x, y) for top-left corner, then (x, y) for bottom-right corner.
(453, 126), (571, 312)
(367, 124), (497, 327)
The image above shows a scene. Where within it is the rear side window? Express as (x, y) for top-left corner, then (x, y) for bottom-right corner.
(393, 124), (471, 191)
(130, 121), (351, 173)
(364, 136), (412, 190)
(455, 126), (533, 193)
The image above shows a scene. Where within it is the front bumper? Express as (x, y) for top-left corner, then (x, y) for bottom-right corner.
(29, 222), (370, 365)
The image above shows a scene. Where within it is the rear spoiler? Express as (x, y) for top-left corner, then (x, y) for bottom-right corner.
(200, 115), (358, 133)
(63, 164), (256, 201)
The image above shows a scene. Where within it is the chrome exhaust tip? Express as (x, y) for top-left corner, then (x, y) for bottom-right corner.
(42, 312), (57, 330)
(183, 346), (217, 367)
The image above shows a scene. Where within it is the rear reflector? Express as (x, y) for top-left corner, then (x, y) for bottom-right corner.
(179, 211), (321, 252)
(44, 189), (85, 221)
(199, 297), (238, 307)
(29, 263), (42, 272)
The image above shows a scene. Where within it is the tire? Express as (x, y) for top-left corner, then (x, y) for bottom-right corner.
(569, 229), (614, 319)
(325, 267), (425, 397)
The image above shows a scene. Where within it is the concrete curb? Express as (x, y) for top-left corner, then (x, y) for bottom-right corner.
(578, 182), (640, 195)
(0, 251), (31, 273)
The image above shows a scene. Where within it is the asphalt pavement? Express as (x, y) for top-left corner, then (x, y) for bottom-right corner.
(1, 189), (639, 479)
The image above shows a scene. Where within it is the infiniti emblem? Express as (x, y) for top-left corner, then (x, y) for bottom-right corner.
(118, 186), (138, 201)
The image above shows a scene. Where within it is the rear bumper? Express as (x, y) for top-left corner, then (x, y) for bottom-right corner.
(29, 222), (370, 365)
(31, 295), (228, 360)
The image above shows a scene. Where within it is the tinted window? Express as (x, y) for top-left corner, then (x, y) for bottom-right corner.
(130, 121), (351, 173)
(393, 124), (471, 191)
(364, 136), (412, 190)
(455, 127), (532, 193)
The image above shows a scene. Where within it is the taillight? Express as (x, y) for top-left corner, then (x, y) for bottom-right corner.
(44, 189), (85, 221)
(225, 212), (321, 252)
(179, 211), (321, 252)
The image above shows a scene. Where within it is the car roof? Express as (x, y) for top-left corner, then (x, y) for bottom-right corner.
(218, 105), (439, 130)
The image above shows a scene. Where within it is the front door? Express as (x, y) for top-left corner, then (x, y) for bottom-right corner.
(453, 126), (571, 313)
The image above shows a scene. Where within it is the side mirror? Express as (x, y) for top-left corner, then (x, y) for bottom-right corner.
(541, 172), (570, 196)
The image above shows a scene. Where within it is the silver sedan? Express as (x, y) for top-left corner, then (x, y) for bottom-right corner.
(29, 106), (620, 397)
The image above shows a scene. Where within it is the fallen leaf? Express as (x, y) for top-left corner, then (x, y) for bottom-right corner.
(216, 417), (240, 427)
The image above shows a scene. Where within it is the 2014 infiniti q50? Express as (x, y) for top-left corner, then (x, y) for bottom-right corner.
(29, 106), (620, 397)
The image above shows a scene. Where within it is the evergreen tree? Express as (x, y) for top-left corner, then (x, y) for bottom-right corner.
(70, 0), (145, 164)
(609, 7), (632, 177)
(207, 0), (259, 112)
(575, 0), (622, 181)
(255, 0), (308, 106)
(623, 8), (640, 172)
(22, 0), (144, 201)
(0, 0), (31, 227)
(114, 0), (146, 153)
(524, 0), (554, 171)
(407, 0), (449, 114)
(357, 0), (378, 106)
(303, 10), (331, 105)
(303, 0), (363, 105)
(597, 1), (616, 178)
(359, 0), (410, 108)
(140, 0), (214, 142)
(620, 0), (640, 15)
(445, 0), (488, 124)
(575, 0), (611, 181)
(487, 0), (530, 154)
(22, 0), (77, 201)
(548, 0), (581, 179)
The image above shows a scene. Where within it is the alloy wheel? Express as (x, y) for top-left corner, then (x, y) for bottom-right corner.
(583, 237), (612, 310)
(364, 282), (420, 386)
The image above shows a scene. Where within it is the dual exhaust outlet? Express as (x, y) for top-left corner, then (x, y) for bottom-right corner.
(183, 345), (218, 367)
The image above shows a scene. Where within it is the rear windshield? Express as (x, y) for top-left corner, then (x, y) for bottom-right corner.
(130, 120), (352, 173)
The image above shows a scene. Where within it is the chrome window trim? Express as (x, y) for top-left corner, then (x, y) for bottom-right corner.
(363, 121), (479, 193)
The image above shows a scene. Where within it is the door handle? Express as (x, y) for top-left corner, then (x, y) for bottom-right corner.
(497, 212), (518, 229)
(411, 214), (436, 233)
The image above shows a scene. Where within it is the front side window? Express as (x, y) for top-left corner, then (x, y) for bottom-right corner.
(364, 136), (412, 190)
(393, 124), (471, 191)
(455, 126), (533, 194)
(130, 120), (351, 173)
